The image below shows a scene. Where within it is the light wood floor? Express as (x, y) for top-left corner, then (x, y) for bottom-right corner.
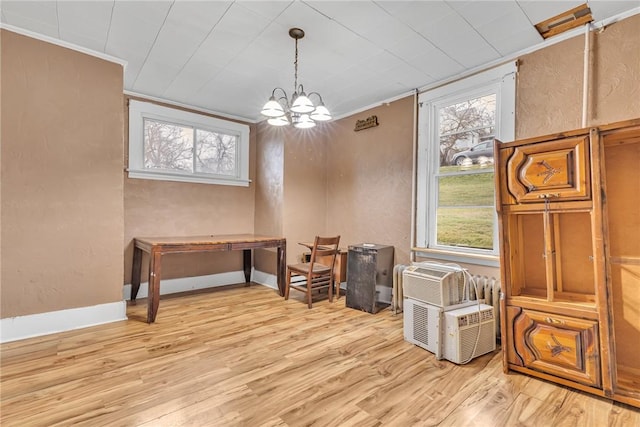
(1, 285), (639, 426)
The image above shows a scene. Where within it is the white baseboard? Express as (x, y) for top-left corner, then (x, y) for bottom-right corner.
(1, 269), (279, 343)
(0, 301), (127, 343)
(123, 270), (247, 300)
(123, 269), (280, 299)
(251, 269), (279, 290)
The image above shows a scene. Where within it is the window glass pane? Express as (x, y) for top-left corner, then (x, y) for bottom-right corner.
(438, 173), (495, 207)
(143, 119), (193, 172)
(439, 94), (496, 135)
(439, 131), (495, 170)
(438, 93), (496, 170)
(195, 130), (237, 175)
(436, 207), (494, 250)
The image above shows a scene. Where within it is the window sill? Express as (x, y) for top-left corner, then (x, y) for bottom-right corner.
(127, 169), (250, 187)
(411, 247), (500, 268)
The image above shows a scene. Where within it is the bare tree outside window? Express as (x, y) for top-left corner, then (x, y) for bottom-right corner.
(143, 119), (193, 171)
(142, 119), (238, 177)
(195, 130), (237, 175)
(438, 94), (496, 169)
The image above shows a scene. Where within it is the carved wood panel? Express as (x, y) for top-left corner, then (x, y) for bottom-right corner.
(505, 135), (591, 203)
(508, 307), (601, 387)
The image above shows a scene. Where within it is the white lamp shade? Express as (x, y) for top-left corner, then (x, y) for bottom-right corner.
(293, 114), (316, 129)
(310, 104), (331, 121)
(261, 98), (286, 117)
(290, 94), (315, 113)
(267, 115), (290, 126)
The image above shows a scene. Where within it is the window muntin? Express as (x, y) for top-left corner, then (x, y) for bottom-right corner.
(128, 100), (249, 186)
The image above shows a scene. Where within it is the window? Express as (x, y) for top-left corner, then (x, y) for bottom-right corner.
(128, 100), (250, 186)
(416, 62), (516, 265)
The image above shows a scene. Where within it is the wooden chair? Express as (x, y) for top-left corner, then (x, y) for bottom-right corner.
(284, 236), (341, 308)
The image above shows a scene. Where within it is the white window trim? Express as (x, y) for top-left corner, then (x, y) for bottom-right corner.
(416, 62), (516, 266)
(128, 100), (250, 187)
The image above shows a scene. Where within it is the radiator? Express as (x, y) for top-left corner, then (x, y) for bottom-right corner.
(392, 264), (408, 315)
(467, 274), (501, 340)
(393, 264), (501, 339)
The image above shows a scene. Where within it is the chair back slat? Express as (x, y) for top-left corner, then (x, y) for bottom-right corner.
(309, 235), (340, 268)
(285, 235), (340, 308)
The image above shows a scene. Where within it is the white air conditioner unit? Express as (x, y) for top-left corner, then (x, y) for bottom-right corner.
(402, 263), (467, 307)
(403, 297), (442, 359)
(442, 304), (496, 364)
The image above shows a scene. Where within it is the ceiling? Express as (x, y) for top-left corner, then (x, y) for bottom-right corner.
(1, 1), (638, 122)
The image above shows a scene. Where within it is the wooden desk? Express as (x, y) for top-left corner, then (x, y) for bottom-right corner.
(131, 234), (286, 323)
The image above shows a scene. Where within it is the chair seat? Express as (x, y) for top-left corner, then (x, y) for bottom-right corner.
(288, 262), (331, 275)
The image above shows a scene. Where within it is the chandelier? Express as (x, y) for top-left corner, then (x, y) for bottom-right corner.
(260, 28), (331, 129)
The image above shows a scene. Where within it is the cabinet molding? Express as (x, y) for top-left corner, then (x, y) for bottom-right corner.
(508, 307), (600, 387)
(504, 134), (590, 203)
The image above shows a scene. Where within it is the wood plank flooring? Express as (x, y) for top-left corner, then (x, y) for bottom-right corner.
(1, 284), (639, 426)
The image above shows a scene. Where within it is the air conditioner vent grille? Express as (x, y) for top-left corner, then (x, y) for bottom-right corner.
(412, 303), (429, 345)
(458, 309), (494, 327)
(459, 322), (496, 361)
(402, 264), (466, 307)
(403, 298), (442, 358)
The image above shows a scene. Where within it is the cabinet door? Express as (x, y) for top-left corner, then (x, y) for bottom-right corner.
(508, 307), (601, 387)
(506, 135), (591, 203)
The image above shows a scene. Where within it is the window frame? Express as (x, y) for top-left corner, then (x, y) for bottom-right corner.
(416, 62), (516, 266)
(128, 100), (250, 186)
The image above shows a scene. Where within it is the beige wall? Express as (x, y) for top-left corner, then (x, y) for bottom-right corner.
(254, 124), (329, 269)
(253, 124), (284, 274)
(516, 14), (640, 139)
(123, 97), (257, 283)
(326, 97), (416, 265)
(282, 127), (329, 264)
(1, 30), (124, 317)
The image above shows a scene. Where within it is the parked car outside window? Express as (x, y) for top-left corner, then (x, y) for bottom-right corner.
(451, 140), (494, 166)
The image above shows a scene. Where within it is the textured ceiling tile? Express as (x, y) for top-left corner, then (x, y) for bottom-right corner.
(57, 1), (113, 51)
(133, 2), (233, 94)
(1, 0), (59, 37)
(2, 0), (637, 121)
(105, 1), (173, 88)
(588, 0), (639, 21)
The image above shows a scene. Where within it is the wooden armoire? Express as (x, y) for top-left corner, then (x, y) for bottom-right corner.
(495, 119), (640, 408)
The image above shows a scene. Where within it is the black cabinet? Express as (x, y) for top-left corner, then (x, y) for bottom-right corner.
(346, 244), (394, 313)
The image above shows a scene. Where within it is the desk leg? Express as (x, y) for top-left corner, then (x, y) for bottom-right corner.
(147, 250), (162, 323)
(243, 249), (251, 284)
(131, 246), (142, 301)
(277, 245), (286, 296)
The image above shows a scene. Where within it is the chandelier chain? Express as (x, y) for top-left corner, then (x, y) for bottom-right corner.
(293, 37), (299, 96)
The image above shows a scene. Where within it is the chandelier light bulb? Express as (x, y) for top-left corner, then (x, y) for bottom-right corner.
(267, 115), (290, 126)
(261, 96), (286, 117)
(290, 91), (315, 114)
(310, 104), (332, 121)
(294, 114), (316, 129)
